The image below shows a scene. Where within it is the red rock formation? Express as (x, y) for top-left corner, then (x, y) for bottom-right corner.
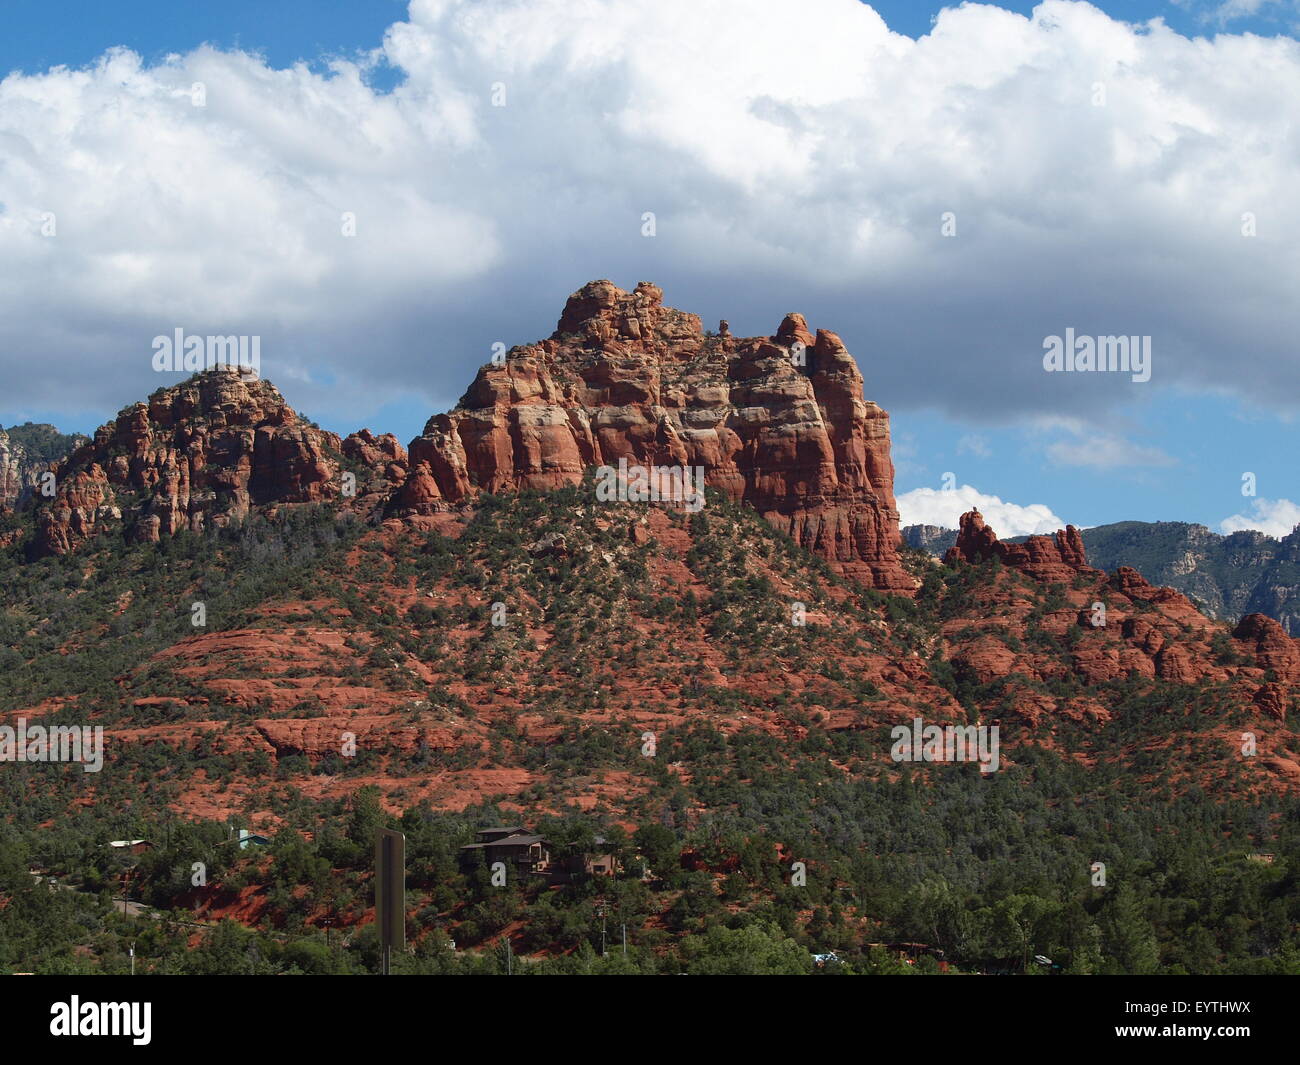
(1107, 566), (1208, 625)
(944, 509), (1099, 583)
(0, 428), (23, 510)
(394, 280), (913, 590)
(0, 426), (82, 513)
(341, 429), (409, 517)
(342, 429), (407, 475)
(934, 509), (1300, 734)
(1253, 683), (1288, 722)
(32, 369), (355, 555)
(23, 283), (915, 588)
(944, 509), (1000, 563)
(1234, 613), (1300, 684)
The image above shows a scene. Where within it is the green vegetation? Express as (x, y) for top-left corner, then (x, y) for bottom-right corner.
(2, 758), (1299, 974)
(1, 488), (1298, 975)
(3, 421), (88, 465)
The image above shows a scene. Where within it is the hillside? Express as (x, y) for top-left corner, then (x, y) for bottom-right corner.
(1083, 521), (1300, 636)
(2, 281), (1299, 976)
(903, 520), (1300, 636)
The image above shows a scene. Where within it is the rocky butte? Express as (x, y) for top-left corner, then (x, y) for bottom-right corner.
(30, 372), (348, 557)
(944, 509), (1095, 584)
(31, 281), (913, 591)
(392, 280), (912, 590)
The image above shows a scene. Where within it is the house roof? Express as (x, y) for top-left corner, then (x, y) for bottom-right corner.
(461, 832), (547, 850)
(217, 831), (271, 847)
(108, 839), (149, 847)
(483, 833), (546, 847)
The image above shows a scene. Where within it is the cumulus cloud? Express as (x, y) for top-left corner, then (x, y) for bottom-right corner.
(1, 0), (1299, 440)
(897, 484), (1067, 537)
(1219, 497), (1300, 537)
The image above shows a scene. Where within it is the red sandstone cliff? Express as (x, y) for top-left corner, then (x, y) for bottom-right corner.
(0, 428), (26, 511)
(0, 426), (84, 514)
(27, 283), (913, 589)
(32, 370), (354, 555)
(393, 280), (913, 590)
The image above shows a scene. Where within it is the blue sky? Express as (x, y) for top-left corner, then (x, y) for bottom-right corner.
(2, 0), (1296, 73)
(0, 2), (404, 81)
(1, 0), (1297, 538)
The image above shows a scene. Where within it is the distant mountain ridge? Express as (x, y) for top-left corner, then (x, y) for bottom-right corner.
(903, 519), (1300, 635)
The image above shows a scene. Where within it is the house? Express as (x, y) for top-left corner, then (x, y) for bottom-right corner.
(219, 829), (271, 850)
(470, 826), (528, 845)
(553, 836), (618, 881)
(460, 828), (554, 876)
(107, 840), (153, 855)
(459, 827), (618, 882)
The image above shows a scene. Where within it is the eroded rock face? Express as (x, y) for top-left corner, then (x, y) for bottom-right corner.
(1234, 613), (1300, 685)
(0, 429), (24, 510)
(21, 283), (922, 588)
(0, 426), (84, 513)
(31, 369), (352, 556)
(394, 280), (913, 590)
(944, 509), (1100, 584)
(341, 429), (409, 518)
(937, 508), (1300, 735)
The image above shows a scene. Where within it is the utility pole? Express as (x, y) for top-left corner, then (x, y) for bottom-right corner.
(622, 923), (627, 956)
(129, 946), (135, 976)
(375, 828), (405, 976)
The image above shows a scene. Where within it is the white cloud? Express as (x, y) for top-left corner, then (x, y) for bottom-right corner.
(0, 0), (1299, 439)
(897, 484), (1067, 538)
(1219, 497), (1300, 538)
(1045, 434), (1175, 469)
(1031, 415), (1175, 469)
(1210, 0), (1284, 24)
